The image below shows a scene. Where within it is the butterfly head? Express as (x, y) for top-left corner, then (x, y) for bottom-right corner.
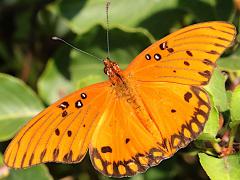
(103, 58), (124, 84)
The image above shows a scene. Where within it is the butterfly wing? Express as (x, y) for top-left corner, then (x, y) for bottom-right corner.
(4, 81), (111, 168)
(89, 81), (210, 178)
(125, 21), (236, 85)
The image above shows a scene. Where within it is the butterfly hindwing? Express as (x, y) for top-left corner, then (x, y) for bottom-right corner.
(136, 81), (211, 149)
(126, 21), (236, 85)
(4, 81), (111, 168)
(89, 80), (210, 177)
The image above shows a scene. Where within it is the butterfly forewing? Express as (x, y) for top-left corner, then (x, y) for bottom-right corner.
(126, 22), (236, 85)
(4, 81), (111, 168)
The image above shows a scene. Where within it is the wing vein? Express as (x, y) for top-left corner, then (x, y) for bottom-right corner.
(171, 41), (227, 48)
(168, 25), (234, 42)
(65, 89), (109, 162)
(173, 34), (232, 43)
(137, 76), (202, 84)
(12, 112), (56, 167)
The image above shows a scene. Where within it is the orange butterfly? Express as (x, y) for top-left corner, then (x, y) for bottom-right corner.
(4, 21), (236, 177)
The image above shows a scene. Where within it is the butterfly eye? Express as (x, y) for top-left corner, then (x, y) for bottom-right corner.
(104, 67), (108, 75)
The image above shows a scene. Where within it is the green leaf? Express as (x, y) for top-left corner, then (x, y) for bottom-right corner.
(136, 8), (187, 39)
(129, 174), (144, 180)
(0, 73), (44, 141)
(38, 56), (74, 105)
(205, 69), (228, 112)
(0, 42), (10, 63)
(14, 11), (31, 40)
(178, 0), (216, 21)
(217, 48), (240, 71)
(198, 106), (219, 140)
(38, 7), (70, 38)
(5, 165), (53, 180)
(199, 153), (240, 180)
(226, 90), (232, 107)
(230, 85), (240, 127)
(49, 0), (179, 38)
(215, 0), (234, 20)
(0, 153), (3, 166)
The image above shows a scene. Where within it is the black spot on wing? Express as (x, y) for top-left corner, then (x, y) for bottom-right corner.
(55, 128), (60, 136)
(184, 92), (192, 102)
(154, 53), (161, 61)
(62, 110), (68, 117)
(101, 146), (112, 153)
(167, 48), (174, 53)
(40, 149), (47, 162)
(81, 93), (87, 99)
(207, 50), (219, 55)
(63, 150), (73, 162)
(145, 54), (151, 60)
(184, 61), (190, 66)
(199, 70), (211, 79)
(159, 42), (168, 50)
(203, 59), (215, 66)
(29, 153), (34, 166)
(53, 148), (59, 160)
(75, 100), (83, 108)
(58, 101), (69, 110)
(67, 130), (72, 137)
(186, 50), (193, 56)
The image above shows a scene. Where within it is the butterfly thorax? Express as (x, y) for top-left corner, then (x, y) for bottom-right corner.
(103, 58), (135, 98)
(103, 58), (126, 85)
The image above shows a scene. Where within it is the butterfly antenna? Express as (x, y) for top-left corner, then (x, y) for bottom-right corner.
(52, 36), (103, 62)
(106, 1), (111, 59)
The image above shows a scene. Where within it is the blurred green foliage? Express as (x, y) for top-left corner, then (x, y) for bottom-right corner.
(0, 0), (240, 179)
